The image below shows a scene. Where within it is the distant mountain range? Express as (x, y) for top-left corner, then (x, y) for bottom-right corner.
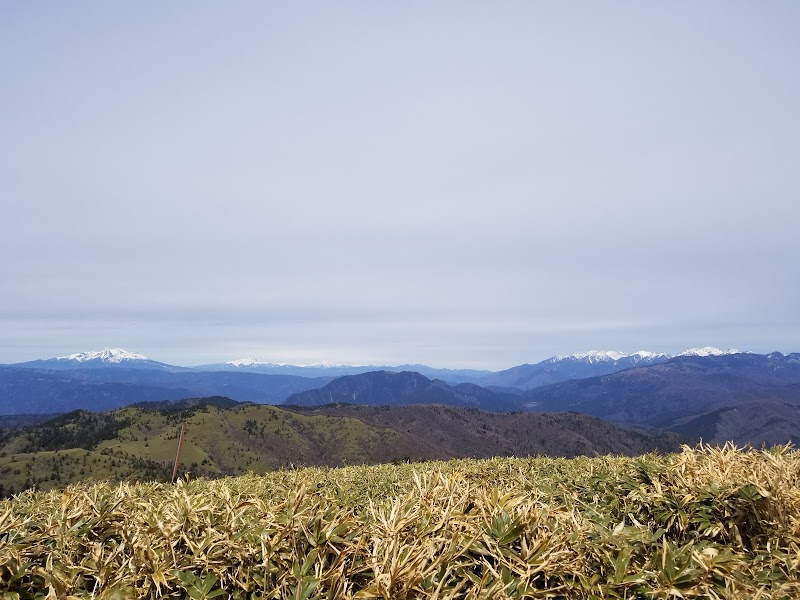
(521, 352), (800, 444)
(3, 346), (799, 446)
(194, 358), (490, 383)
(279, 352), (800, 445)
(5, 346), (743, 384)
(10, 348), (490, 383)
(479, 350), (672, 389)
(0, 366), (331, 414)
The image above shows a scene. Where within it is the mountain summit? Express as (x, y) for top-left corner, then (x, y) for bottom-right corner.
(14, 348), (177, 371)
(676, 347), (742, 357)
(284, 370), (520, 411)
(57, 348), (150, 363)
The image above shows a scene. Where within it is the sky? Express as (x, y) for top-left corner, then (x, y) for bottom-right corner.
(1, 2), (799, 369)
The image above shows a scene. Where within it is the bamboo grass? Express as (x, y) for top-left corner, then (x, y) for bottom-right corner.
(1, 444), (799, 599)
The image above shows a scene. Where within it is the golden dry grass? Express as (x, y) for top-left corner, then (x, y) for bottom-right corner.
(1, 444), (799, 599)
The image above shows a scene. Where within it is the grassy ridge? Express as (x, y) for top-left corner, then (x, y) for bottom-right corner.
(0, 403), (681, 496)
(0, 404), (408, 495)
(1, 445), (799, 598)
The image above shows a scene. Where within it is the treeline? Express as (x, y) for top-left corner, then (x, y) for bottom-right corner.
(18, 411), (130, 452)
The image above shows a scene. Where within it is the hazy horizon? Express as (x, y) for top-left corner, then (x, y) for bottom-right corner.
(1, 344), (793, 371)
(3, 2), (798, 369)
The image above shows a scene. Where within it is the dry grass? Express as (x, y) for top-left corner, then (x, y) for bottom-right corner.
(1, 444), (799, 599)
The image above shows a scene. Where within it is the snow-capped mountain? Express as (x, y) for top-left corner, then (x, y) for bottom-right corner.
(14, 348), (179, 371)
(194, 359), (377, 378)
(549, 350), (670, 364)
(482, 350), (673, 390)
(200, 348), (756, 390)
(225, 358), (357, 369)
(482, 347), (758, 390)
(57, 348), (150, 363)
(550, 351), (628, 363)
(226, 358), (287, 368)
(521, 350), (800, 446)
(677, 347), (742, 357)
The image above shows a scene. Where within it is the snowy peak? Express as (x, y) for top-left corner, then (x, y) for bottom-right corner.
(574, 350), (628, 362)
(677, 347), (742, 357)
(225, 358), (356, 368)
(630, 351), (670, 360)
(550, 350), (668, 364)
(301, 361), (362, 368)
(57, 348), (149, 363)
(548, 347), (746, 361)
(14, 347), (183, 370)
(551, 351), (624, 363)
(483, 349), (672, 390)
(226, 358), (285, 368)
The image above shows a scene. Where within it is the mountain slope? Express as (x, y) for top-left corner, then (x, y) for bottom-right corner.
(284, 403), (683, 460)
(283, 371), (521, 411)
(0, 367), (194, 414)
(521, 352), (800, 444)
(0, 366), (332, 414)
(668, 398), (800, 446)
(55, 368), (334, 405)
(0, 400), (683, 495)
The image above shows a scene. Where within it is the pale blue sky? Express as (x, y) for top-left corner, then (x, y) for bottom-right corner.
(2, 2), (799, 368)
